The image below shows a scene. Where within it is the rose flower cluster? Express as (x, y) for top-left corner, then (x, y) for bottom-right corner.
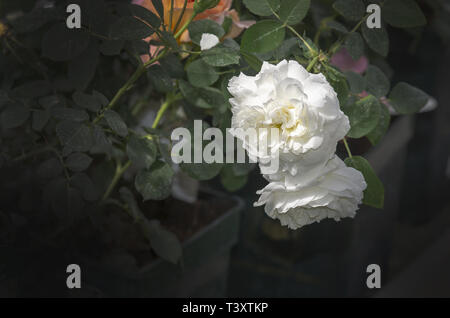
(228, 60), (367, 229)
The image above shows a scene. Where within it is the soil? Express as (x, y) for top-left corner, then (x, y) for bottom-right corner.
(142, 191), (234, 243)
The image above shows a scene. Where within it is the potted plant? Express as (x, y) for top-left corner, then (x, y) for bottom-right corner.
(0, 0), (432, 298)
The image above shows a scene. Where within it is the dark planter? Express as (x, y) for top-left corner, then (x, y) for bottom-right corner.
(81, 191), (244, 298)
(228, 116), (414, 297)
(344, 116), (414, 297)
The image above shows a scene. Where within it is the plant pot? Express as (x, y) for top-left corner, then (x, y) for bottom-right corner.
(80, 190), (244, 297)
(228, 116), (414, 297)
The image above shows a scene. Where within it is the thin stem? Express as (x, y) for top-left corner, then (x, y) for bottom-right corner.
(93, 65), (145, 124)
(102, 161), (132, 201)
(152, 93), (181, 129)
(93, 50), (168, 124)
(169, 0), (174, 31)
(343, 137), (353, 159)
(152, 100), (171, 129)
(13, 146), (53, 162)
(314, 15), (337, 45)
(286, 24), (315, 54)
(173, 0), (188, 33)
(306, 55), (319, 72)
(174, 12), (196, 39)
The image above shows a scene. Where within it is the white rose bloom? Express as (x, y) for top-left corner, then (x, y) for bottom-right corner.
(228, 60), (350, 179)
(254, 156), (367, 230)
(200, 33), (220, 51)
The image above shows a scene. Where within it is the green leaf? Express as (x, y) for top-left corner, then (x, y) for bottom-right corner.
(67, 42), (99, 91)
(333, 0), (365, 21)
(147, 65), (173, 93)
(221, 165), (248, 192)
(130, 39), (150, 56)
(188, 19), (225, 45)
(326, 20), (348, 33)
(279, 0), (310, 25)
(243, 0), (280, 16)
(361, 23), (389, 57)
(100, 39), (124, 56)
(345, 156), (384, 209)
(344, 32), (364, 60)
(13, 80), (52, 99)
(39, 95), (62, 108)
(186, 59), (219, 87)
(365, 65), (390, 98)
(110, 16), (154, 40)
(179, 80), (225, 109)
(73, 91), (101, 112)
(66, 152), (93, 172)
(272, 37), (302, 60)
(126, 135), (157, 170)
(71, 173), (100, 202)
(152, 0), (164, 23)
(129, 3), (161, 29)
(159, 54), (184, 79)
(32, 109), (50, 131)
(383, 0), (426, 28)
(194, 0), (221, 14)
(240, 51), (263, 71)
(324, 66), (349, 106)
(37, 157), (63, 179)
(92, 91), (109, 107)
(388, 82), (428, 114)
(1, 103), (30, 129)
(345, 71), (366, 94)
(241, 20), (285, 53)
(42, 23), (90, 62)
(344, 95), (380, 139)
(104, 110), (128, 137)
(56, 120), (93, 152)
(179, 121), (223, 180)
(135, 161), (174, 201)
(140, 219), (182, 264)
(181, 161), (222, 181)
(201, 46), (240, 67)
(91, 125), (112, 156)
(51, 107), (89, 122)
(119, 187), (144, 221)
(367, 102), (390, 146)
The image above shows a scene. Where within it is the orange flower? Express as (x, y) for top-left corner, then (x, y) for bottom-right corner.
(132, 0), (254, 61)
(133, 0), (196, 42)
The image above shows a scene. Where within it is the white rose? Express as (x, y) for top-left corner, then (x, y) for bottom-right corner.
(254, 156), (367, 230)
(228, 60), (350, 178)
(200, 33), (220, 51)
